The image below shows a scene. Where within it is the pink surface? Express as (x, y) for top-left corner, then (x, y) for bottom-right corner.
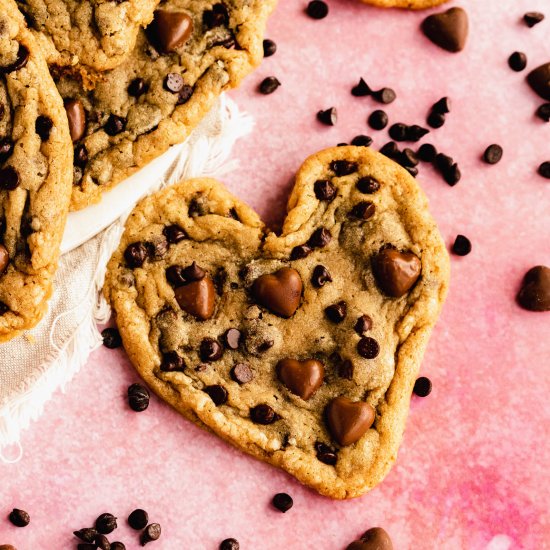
(2, 0), (550, 548)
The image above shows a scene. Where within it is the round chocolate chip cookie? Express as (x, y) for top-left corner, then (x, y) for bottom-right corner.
(53, 0), (276, 211)
(0, 0), (73, 342)
(17, 0), (159, 71)
(360, 0), (449, 9)
(104, 146), (450, 499)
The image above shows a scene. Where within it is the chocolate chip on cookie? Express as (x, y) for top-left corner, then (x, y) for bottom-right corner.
(290, 244), (313, 260)
(223, 328), (242, 350)
(314, 179), (337, 201)
(104, 114), (127, 136)
(272, 492), (293, 513)
(160, 351), (186, 372)
(175, 273), (216, 320)
(124, 242), (149, 268)
(163, 224), (187, 244)
(204, 385), (229, 405)
(277, 358), (324, 400)
(314, 441), (338, 465)
(35, 115), (54, 141)
(326, 397), (375, 446)
(0, 167), (20, 191)
(357, 337), (380, 359)
(128, 78), (149, 97)
(354, 315), (373, 335)
(0, 244), (9, 274)
(311, 265), (332, 288)
(372, 248), (421, 297)
(0, 138), (13, 162)
(64, 99), (87, 142)
(252, 268), (302, 318)
(250, 404), (278, 424)
(128, 384), (150, 412)
(350, 201), (376, 220)
(516, 266), (550, 311)
(164, 72), (185, 93)
(203, 4), (229, 29)
(330, 160), (358, 176)
(325, 301), (347, 323)
(308, 227), (332, 248)
(74, 144), (88, 168)
(356, 176), (380, 194)
(200, 338), (224, 362)
(151, 10), (193, 52)
(421, 7), (469, 53)
(231, 363), (254, 384)
(0, 44), (29, 73)
(317, 107), (337, 126)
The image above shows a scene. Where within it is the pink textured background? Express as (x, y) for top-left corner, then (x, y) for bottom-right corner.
(2, 0), (550, 548)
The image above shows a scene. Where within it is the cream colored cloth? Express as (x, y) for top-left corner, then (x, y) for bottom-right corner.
(0, 97), (252, 460)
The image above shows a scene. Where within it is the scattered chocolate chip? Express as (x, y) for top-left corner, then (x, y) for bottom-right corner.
(351, 78), (371, 97)
(220, 539), (240, 550)
(181, 261), (206, 281)
(250, 404), (277, 424)
(317, 107), (337, 126)
(308, 227), (332, 249)
(35, 115), (53, 141)
(354, 314), (373, 335)
(128, 384), (150, 412)
(0, 44), (29, 73)
(517, 265), (550, 311)
(356, 176), (380, 194)
(0, 166), (20, 191)
(427, 111), (445, 129)
(290, 244), (312, 260)
(95, 534), (111, 550)
(405, 166), (418, 178)
(78, 544), (97, 550)
(124, 242), (148, 268)
(224, 328), (241, 350)
(407, 124), (430, 142)
(74, 144), (88, 167)
(379, 141), (399, 159)
(164, 72), (184, 93)
(400, 148), (419, 167)
(311, 265), (332, 287)
(8, 509), (30, 527)
(443, 163), (461, 186)
(388, 123), (407, 141)
(351, 134), (373, 147)
(151, 10), (193, 51)
(231, 363), (254, 384)
(95, 513), (117, 535)
(330, 160), (358, 176)
(451, 234), (472, 256)
(357, 336), (380, 359)
(536, 103), (550, 121)
(538, 161), (550, 178)
(315, 442), (338, 465)
(435, 152), (454, 172)
(272, 493), (293, 513)
(128, 78), (148, 97)
(204, 385), (228, 405)
(128, 509), (149, 530)
(413, 376), (432, 397)
(368, 110), (388, 130)
(527, 62), (550, 100)
(325, 301), (347, 323)
(263, 39), (277, 57)
(508, 51), (527, 72)
(140, 523), (161, 546)
(350, 201), (376, 220)
(74, 528), (98, 543)
(163, 224), (187, 244)
(421, 7), (469, 53)
(314, 179), (336, 201)
(432, 97), (451, 114)
(524, 11), (544, 27)
(259, 76), (281, 94)
(306, 0), (328, 19)
(104, 114), (127, 136)
(372, 87), (396, 104)
(200, 338), (224, 362)
(160, 351), (185, 372)
(354, 527), (394, 550)
(483, 144), (503, 165)
(102, 328), (122, 349)
(417, 143), (437, 162)
(111, 543), (126, 550)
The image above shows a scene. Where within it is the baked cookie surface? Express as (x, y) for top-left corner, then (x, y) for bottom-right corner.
(0, 0), (72, 342)
(360, 0), (449, 9)
(16, 0), (159, 71)
(54, 0), (276, 211)
(104, 146), (449, 498)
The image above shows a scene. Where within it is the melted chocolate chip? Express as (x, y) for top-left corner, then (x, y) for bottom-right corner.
(160, 351), (185, 372)
(250, 404), (277, 424)
(104, 114), (127, 136)
(166, 265), (187, 287)
(0, 45), (29, 74)
(181, 261), (206, 281)
(163, 224), (187, 244)
(314, 179), (336, 201)
(64, 99), (86, 142)
(350, 201), (376, 220)
(290, 244), (312, 260)
(124, 242), (148, 268)
(325, 301), (347, 323)
(330, 160), (358, 176)
(356, 176), (380, 194)
(200, 338), (224, 362)
(311, 265), (332, 288)
(0, 167), (20, 191)
(128, 78), (148, 97)
(204, 385), (228, 405)
(35, 115), (53, 141)
(315, 442), (338, 465)
(308, 227), (332, 248)
(354, 315), (373, 335)
(231, 363), (254, 384)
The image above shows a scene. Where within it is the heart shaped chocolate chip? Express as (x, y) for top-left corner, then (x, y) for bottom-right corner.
(175, 275), (215, 320)
(252, 267), (303, 318)
(372, 248), (421, 298)
(326, 396), (375, 446)
(517, 265), (550, 312)
(346, 528), (393, 550)
(277, 358), (324, 400)
(422, 7), (469, 53)
(150, 11), (194, 53)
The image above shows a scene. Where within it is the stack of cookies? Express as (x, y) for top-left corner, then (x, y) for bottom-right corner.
(0, 0), (276, 341)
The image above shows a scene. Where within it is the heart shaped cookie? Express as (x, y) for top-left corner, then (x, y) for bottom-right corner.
(105, 146), (449, 498)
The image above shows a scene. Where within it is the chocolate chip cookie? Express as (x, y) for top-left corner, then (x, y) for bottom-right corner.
(360, 0), (449, 8)
(52, 0), (276, 211)
(104, 146), (450, 498)
(0, 0), (72, 341)
(17, 0), (159, 71)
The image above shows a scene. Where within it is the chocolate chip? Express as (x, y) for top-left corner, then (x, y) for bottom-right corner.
(102, 328), (122, 349)
(177, 85), (194, 105)
(405, 166), (418, 178)
(0, 167), (20, 191)
(389, 123), (407, 142)
(508, 51), (527, 72)
(151, 9), (193, 52)
(317, 107), (337, 126)
(372, 87), (396, 104)
(259, 76), (281, 94)
(421, 7), (469, 53)
(163, 224), (187, 244)
(263, 39), (277, 57)
(124, 242), (148, 268)
(315, 442), (338, 465)
(536, 103), (550, 122)
(35, 115), (53, 141)
(160, 351), (185, 372)
(105, 114), (127, 136)
(128, 384), (150, 412)
(413, 376), (432, 397)
(165, 265), (187, 287)
(351, 78), (371, 97)
(314, 179), (336, 201)
(290, 244), (312, 260)
(250, 404), (277, 424)
(308, 227), (332, 248)
(77, 544), (97, 550)
(356, 176), (380, 194)
(400, 148), (419, 167)
(417, 143), (437, 162)
(203, 4), (229, 28)
(64, 99), (86, 142)
(407, 124), (430, 142)
(379, 141), (399, 159)
(538, 161), (550, 178)
(128, 509), (149, 530)
(517, 265), (550, 311)
(356, 527), (394, 550)
(350, 201), (375, 220)
(357, 337), (380, 359)
(223, 328), (241, 350)
(0, 244), (9, 273)
(0, 301), (9, 315)
(427, 111), (445, 128)
(74, 528), (98, 542)
(164, 72), (184, 93)
(180, 261), (204, 281)
(306, 0), (328, 19)
(146, 238), (168, 261)
(443, 163), (461, 186)
(330, 160), (358, 176)
(524, 12), (544, 27)
(228, 363), (253, 385)
(451, 234), (471, 256)
(366, 109), (387, 131)
(372, 248), (421, 297)
(338, 359), (354, 380)
(0, 45), (29, 73)
(354, 314), (373, 335)
(74, 144), (88, 167)
(435, 152), (454, 172)
(311, 265), (332, 287)
(95, 513), (117, 535)
(140, 523), (161, 545)
(272, 493), (293, 513)
(351, 135), (373, 147)
(128, 78), (148, 97)
(204, 385), (228, 405)
(95, 534), (111, 550)
(200, 338), (224, 362)
(432, 97), (451, 114)
(0, 138), (13, 162)
(8, 509), (30, 527)
(325, 301), (347, 323)
(111, 543), (126, 550)
(483, 144), (503, 165)
(220, 539), (239, 550)
(527, 63), (550, 100)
